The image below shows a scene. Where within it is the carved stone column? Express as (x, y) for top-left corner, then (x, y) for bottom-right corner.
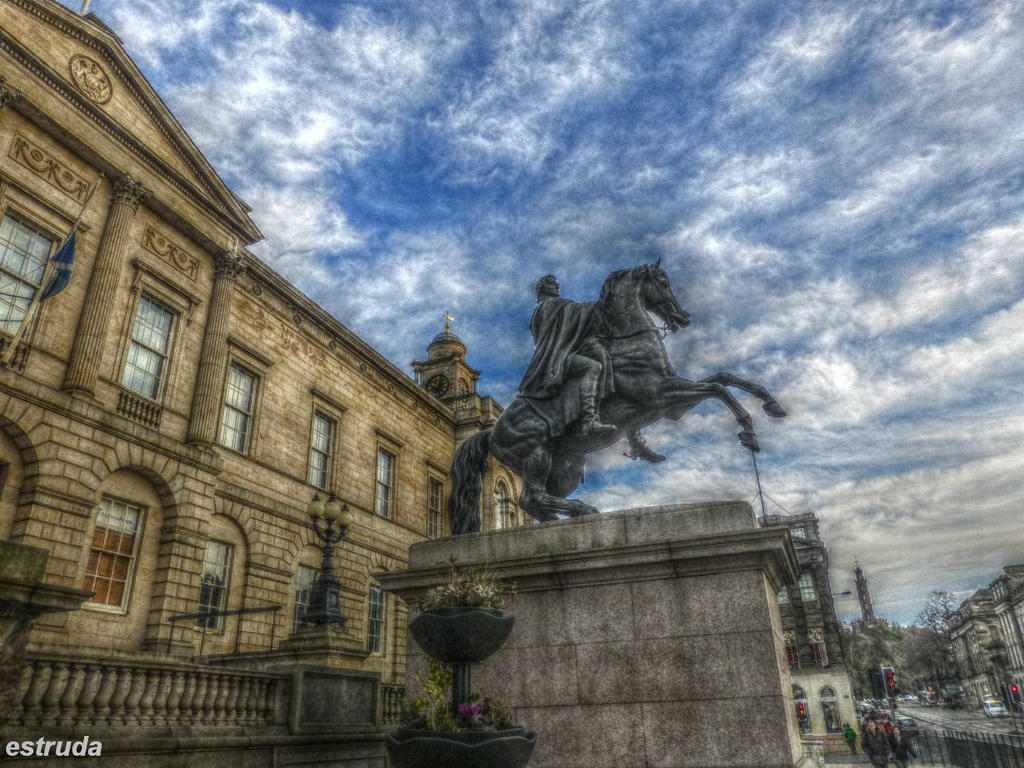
(186, 252), (241, 444)
(63, 174), (149, 395)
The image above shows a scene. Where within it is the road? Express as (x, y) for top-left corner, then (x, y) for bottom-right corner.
(903, 702), (1024, 736)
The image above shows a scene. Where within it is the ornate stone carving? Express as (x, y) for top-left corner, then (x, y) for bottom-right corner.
(111, 174), (149, 209)
(8, 134), (89, 203)
(142, 226), (199, 281)
(0, 77), (20, 110)
(68, 55), (112, 104)
(213, 252), (243, 280)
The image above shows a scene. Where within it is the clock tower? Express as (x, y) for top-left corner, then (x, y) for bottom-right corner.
(412, 315), (504, 444)
(412, 316), (480, 401)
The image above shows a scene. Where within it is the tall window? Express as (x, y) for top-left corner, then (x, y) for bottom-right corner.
(82, 497), (143, 609)
(494, 482), (511, 529)
(798, 571), (817, 602)
(785, 632), (800, 670)
(122, 296), (174, 398)
(820, 686), (841, 733)
(196, 540), (232, 629)
(375, 448), (394, 517)
(0, 214), (52, 335)
(777, 586), (789, 605)
(220, 364), (256, 453)
(293, 564), (318, 632)
(308, 412), (334, 489)
(367, 586), (385, 654)
(427, 476), (443, 538)
(809, 627), (828, 667)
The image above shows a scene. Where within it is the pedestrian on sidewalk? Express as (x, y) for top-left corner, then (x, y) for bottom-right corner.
(842, 722), (857, 755)
(862, 720), (892, 768)
(889, 725), (916, 767)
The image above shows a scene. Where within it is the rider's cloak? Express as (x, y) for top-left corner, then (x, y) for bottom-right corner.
(518, 296), (612, 400)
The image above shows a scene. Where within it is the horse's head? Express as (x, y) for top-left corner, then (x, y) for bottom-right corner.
(641, 259), (690, 332)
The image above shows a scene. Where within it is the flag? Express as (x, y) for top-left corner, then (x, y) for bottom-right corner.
(40, 230), (75, 301)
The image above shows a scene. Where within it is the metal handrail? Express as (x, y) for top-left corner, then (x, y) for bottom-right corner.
(167, 604), (283, 655)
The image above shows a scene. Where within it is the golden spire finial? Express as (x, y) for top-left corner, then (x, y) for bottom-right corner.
(444, 311), (454, 333)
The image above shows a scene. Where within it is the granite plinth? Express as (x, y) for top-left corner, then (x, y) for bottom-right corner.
(379, 501), (813, 768)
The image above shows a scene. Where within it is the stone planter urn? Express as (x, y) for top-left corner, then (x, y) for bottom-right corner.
(387, 606), (535, 768)
(409, 607), (515, 663)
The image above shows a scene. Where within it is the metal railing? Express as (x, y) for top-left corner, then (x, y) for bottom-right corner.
(167, 604), (283, 655)
(914, 727), (1024, 768)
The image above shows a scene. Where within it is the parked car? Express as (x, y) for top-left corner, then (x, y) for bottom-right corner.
(984, 699), (1009, 717)
(894, 713), (919, 734)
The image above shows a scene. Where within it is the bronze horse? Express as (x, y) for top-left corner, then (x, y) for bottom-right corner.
(449, 262), (786, 533)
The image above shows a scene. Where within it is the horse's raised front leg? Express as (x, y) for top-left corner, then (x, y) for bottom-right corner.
(662, 378), (760, 451)
(701, 372), (787, 418)
(519, 446), (598, 522)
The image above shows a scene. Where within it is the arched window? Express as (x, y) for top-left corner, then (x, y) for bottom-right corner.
(494, 481), (511, 529)
(820, 686), (841, 733)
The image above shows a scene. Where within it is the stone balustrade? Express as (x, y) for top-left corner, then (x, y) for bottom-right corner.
(381, 683), (404, 725)
(11, 653), (288, 731)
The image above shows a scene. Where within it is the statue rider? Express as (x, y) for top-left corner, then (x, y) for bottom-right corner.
(519, 275), (665, 463)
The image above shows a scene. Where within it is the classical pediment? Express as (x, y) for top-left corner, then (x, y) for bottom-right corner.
(0, 0), (262, 243)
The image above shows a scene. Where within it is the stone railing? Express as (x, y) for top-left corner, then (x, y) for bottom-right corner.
(381, 683), (404, 725)
(0, 333), (29, 371)
(116, 388), (163, 428)
(10, 653), (287, 731)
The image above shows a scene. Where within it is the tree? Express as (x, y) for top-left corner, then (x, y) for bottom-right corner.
(908, 591), (958, 685)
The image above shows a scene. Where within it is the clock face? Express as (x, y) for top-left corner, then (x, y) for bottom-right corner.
(425, 374), (450, 396)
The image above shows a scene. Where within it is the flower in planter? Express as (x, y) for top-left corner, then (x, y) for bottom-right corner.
(400, 662), (514, 733)
(417, 557), (515, 612)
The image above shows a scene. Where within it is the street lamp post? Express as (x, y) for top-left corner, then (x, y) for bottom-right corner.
(305, 491), (351, 626)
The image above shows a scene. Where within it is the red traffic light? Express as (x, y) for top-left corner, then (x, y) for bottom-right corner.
(797, 703), (806, 717)
(886, 672), (895, 680)
(1012, 685), (1020, 694)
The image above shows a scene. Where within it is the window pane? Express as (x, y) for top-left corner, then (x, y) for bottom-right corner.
(0, 215), (53, 334)
(293, 564), (319, 631)
(367, 586), (385, 654)
(798, 572), (816, 602)
(220, 365), (255, 452)
(196, 540), (232, 629)
(308, 412), (333, 488)
(427, 477), (442, 538)
(375, 449), (393, 517)
(83, 498), (142, 609)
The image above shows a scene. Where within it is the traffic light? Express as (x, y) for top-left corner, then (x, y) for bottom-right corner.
(796, 702), (807, 720)
(1009, 683), (1021, 707)
(883, 667), (897, 696)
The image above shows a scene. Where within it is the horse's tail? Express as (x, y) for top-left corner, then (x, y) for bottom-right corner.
(448, 429), (492, 535)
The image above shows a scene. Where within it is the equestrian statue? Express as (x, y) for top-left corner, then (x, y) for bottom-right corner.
(448, 261), (786, 534)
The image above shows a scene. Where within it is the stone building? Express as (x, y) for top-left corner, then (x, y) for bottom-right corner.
(764, 512), (857, 754)
(948, 565), (1024, 707)
(0, 0), (520, 761)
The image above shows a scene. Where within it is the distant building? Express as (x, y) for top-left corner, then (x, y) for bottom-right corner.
(764, 512), (857, 754)
(855, 560), (875, 624)
(948, 565), (1024, 706)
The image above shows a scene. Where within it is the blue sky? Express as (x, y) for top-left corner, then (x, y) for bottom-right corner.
(72, 0), (1024, 625)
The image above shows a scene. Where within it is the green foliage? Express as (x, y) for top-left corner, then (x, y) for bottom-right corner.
(399, 660), (514, 732)
(400, 660), (459, 731)
(418, 557), (515, 611)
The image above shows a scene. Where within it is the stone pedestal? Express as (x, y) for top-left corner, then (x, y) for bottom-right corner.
(0, 540), (92, 727)
(379, 501), (813, 768)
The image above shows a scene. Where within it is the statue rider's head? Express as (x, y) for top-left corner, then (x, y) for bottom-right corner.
(536, 275), (560, 300)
